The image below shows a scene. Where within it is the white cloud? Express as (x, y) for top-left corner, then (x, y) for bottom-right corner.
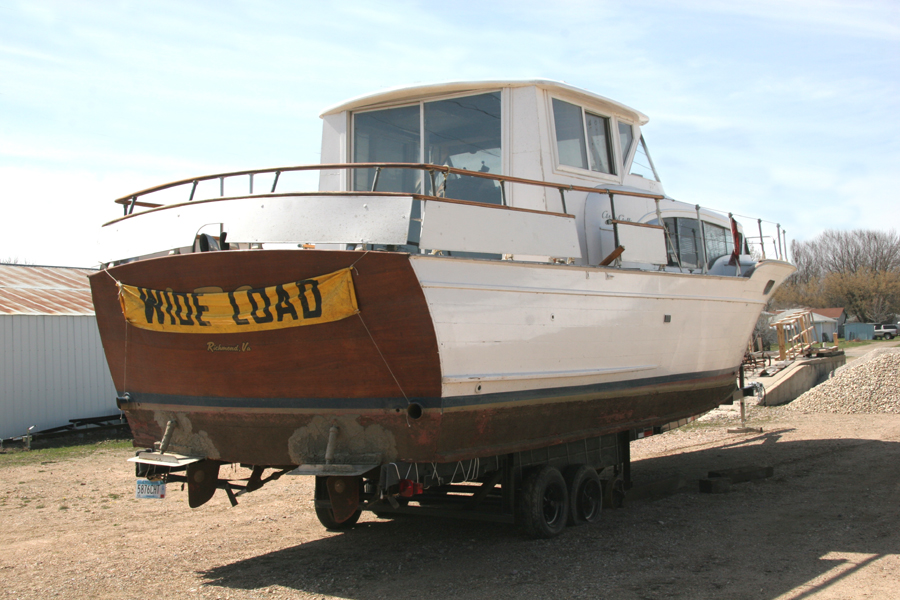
(657, 0), (900, 40)
(0, 0), (897, 268)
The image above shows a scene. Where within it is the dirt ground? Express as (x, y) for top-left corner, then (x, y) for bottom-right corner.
(3, 385), (900, 598)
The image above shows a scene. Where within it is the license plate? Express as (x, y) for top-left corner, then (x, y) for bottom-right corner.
(135, 479), (166, 499)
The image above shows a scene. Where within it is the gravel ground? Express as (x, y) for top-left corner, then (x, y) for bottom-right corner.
(787, 349), (900, 414)
(3, 408), (899, 600)
(2, 346), (900, 599)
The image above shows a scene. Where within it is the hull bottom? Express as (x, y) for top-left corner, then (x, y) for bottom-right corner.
(121, 369), (735, 466)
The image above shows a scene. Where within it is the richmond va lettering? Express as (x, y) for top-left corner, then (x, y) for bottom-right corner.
(137, 280), (322, 327)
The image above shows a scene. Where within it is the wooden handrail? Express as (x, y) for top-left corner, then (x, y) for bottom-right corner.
(103, 191), (577, 227)
(607, 219), (665, 230)
(113, 162), (666, 206)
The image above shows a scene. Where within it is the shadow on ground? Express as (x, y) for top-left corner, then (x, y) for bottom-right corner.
(200, 433), (900, 599)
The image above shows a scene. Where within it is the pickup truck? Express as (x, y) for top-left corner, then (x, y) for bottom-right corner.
(873, 324), (899, 340)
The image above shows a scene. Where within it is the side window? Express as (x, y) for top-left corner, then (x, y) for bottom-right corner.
(353, 105), (420, 193)
(552, 98), (588, 170)
(677, 218), (701, 269)
(424, 92), (502, 204)
(552, 98), (616, 175)
(618, 122), (634, 166)
(585, 113), (614, 174)
(629, 136), (659, 181)
(663, 217), (700, 269)
(663, 218), (678, 266)
(352, 92), (502, 205)
(664, 217), (736, 269)
(704, 223), (735, 265)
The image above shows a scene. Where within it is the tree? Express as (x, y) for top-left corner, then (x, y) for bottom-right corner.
(820, 269), (900, 323)
(774, 229), (900, 322)
(792, 229), (900, 276)
(1, 256), (34, 265)
(788, 237), (823, 284)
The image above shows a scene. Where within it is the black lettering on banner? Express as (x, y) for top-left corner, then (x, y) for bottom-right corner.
(274, 284), (299, 322)
(297, 279), (322, 319)
(191, 294), (210, 326)
(228, 291), (250, 325)
(163, 291), (177, 325)
(139, 288), (166, 324)
(247, 289), (274, 324)
(172, 292), (194, 326)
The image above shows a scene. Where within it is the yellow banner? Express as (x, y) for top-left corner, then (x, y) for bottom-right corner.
(118, 267), (358, 333)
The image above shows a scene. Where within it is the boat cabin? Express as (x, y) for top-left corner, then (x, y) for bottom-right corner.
(101, 80), (758, 274)
(317, 80), (745, 273)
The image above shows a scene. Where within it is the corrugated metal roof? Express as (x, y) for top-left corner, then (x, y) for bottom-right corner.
(0, 264), (99, 316)
(775, 308), (837, 324)
(810, 307), (846, 320)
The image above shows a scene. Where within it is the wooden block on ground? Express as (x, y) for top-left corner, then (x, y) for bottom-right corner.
(699, 478), (731, 494)
(625, 475), (686, 501)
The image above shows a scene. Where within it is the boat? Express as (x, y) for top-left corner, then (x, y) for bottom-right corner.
(89, 80), (794, 536)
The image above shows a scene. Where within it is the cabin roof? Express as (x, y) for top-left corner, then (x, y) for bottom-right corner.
(320, 79), (650, 125)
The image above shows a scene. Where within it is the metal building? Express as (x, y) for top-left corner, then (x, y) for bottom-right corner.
(843, 322), (875, 341)
(0, 264), (117, 440)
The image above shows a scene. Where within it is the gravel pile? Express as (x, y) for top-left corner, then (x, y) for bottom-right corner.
(787, 349), (900, 414)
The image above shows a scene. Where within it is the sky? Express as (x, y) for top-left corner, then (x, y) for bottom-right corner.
(1, 0), (898, 267)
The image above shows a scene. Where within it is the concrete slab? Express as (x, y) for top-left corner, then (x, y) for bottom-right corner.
(751, 354), (846, 406)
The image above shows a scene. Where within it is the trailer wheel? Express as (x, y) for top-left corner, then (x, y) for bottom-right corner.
(610, 477), (626, 509)
(565, 465), (603, 525)
(314, 476), (361, 530)
(519, 465), (569, 539)
(315, 504), (361, 530)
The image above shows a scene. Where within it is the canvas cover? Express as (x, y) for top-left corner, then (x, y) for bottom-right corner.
(117, 267), (358, 334)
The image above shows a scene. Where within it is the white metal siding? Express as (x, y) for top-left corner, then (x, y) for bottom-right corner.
(0, 315), (117, 439)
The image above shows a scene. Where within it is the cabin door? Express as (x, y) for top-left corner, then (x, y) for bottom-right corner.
(584, 192), (616, 265)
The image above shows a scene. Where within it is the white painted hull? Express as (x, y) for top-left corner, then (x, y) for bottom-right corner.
(410, 256), (795, 400)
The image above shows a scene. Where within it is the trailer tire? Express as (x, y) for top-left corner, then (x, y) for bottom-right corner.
(315, 504), (362, 530)
(314, 476), (361, 530)
(565, 465), (603, 525)
(519, 465), (569, 539)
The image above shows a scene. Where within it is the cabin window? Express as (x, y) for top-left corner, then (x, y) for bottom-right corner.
(664, 217), (700, 268)
(664, 218), (735, 269)
(704, 223), (734, 265)
(552, 99), (588, 169)
(352, 105), (420, 194)
(618, 122), (634, 165)
(629, 136), (659, 181)
(586, 113), (614, 174)
(352, 92), (502, 205)
(424, 92), (502, 204)
(551, 98), (615, 175)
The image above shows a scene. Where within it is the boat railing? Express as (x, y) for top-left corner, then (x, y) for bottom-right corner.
(729, 213), (788, 262)
(110, 162), (789, 265)
(113, 162), (665, 215)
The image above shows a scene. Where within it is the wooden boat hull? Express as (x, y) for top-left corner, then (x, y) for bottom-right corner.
(90, 249), (791, 467)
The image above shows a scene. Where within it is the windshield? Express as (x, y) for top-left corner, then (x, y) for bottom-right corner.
(353, 92), (502, 205)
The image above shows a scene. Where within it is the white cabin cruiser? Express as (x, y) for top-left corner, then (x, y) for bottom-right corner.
(90, 80), (794, 537)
